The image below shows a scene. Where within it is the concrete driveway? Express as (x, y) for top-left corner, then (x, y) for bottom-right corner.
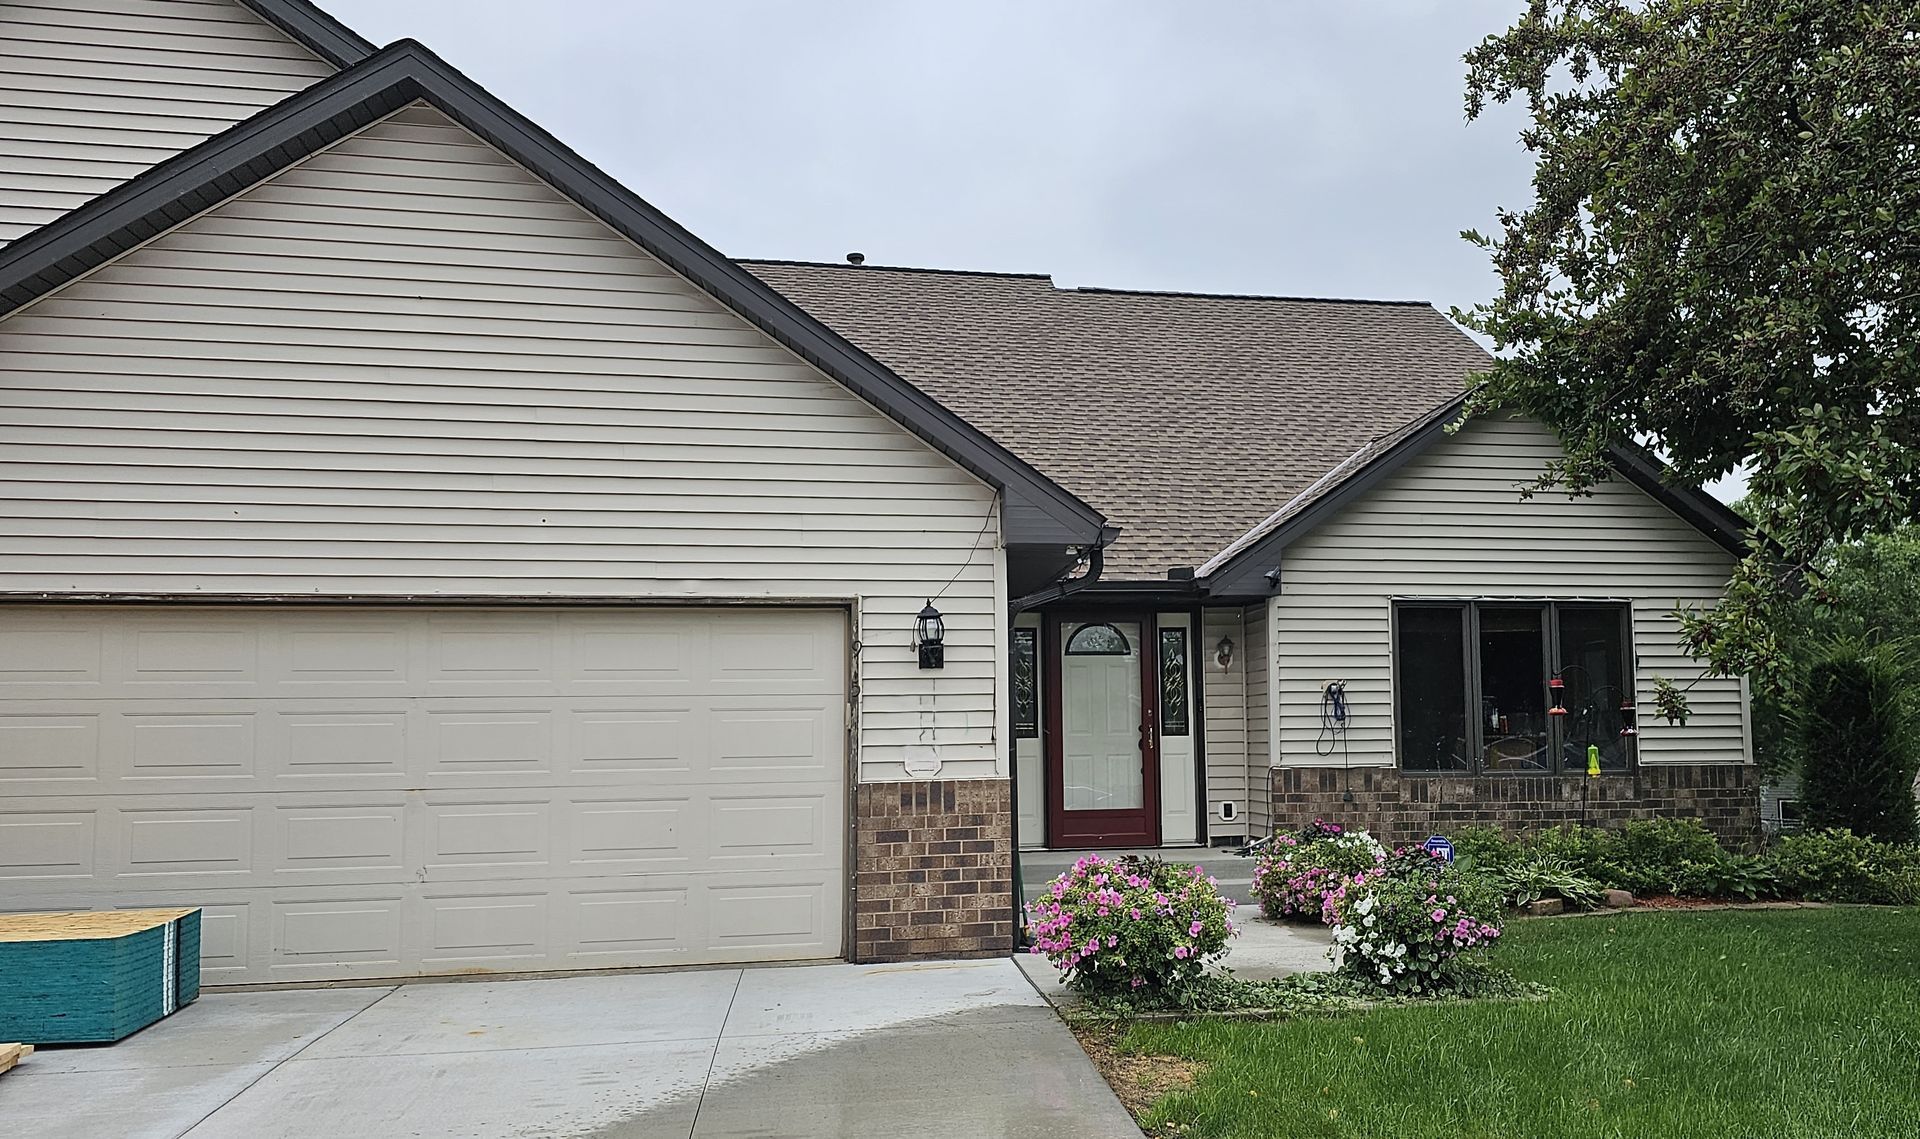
(1, 958), (1140, 1139)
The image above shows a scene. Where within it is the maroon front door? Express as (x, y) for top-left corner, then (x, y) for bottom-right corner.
(1044, 613), (1161, 847)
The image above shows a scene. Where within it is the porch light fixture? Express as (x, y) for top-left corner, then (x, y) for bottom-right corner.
(1214, 635), (1234, 670)
(915, 601), (945, 670)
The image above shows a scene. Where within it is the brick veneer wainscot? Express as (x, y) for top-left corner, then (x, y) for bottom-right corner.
(1271, 764), (1761, 848)
(853, 779), (1014, 962)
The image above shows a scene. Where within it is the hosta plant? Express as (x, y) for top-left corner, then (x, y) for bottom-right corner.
(1672, 852), (1781, 902)
(1495, 855), (1607, 910)
(1328, 848), (1506, 995)
(1250, 823), (1388, 922)
(1025, 855), (1236, 1002)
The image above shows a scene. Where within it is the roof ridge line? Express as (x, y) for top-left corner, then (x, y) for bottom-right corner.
(741, 259), (1436, 306)
(1069, 285), (1432, 306)
(740, 258), (1053, 281)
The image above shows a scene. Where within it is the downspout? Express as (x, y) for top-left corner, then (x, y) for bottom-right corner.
(1010, 525), (1120, 613)
(1007, 526), (1118, 948)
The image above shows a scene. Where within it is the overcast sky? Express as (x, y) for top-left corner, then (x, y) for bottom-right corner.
(321, 0), (1536, 315)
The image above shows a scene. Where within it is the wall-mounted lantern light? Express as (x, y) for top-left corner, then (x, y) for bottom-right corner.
(916, 601), (945, 669)
(1214, 635), (1234, 670)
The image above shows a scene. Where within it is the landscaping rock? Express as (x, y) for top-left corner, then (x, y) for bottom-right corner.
(1601, 889), (1636, 909)
(1526, 898), (1565, 916)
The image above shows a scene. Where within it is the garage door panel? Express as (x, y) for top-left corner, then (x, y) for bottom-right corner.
(422, 798), (553, 874)
(275, 801), (408, 879)
(565, 884), (690, 957)
(418, 889), (551, 971)
(281, 710), (410, 778)
(708, 882), (833, 952)
(0, 808), (95, 880)
(0, 623), (104, 686)
(709, 701), (835, 773)
(566, 796), (696, 868)
(272, 893), (407, 976)
(573, 625), (695, 681)
(0, 712), (101, 783)
(115, 805), (254, 880)
(426, 622), (557, 684)
(708, 794), (834, 863)
(130, 626), (258, 682)
(273, 624), (411, 686)
(120, 711), (259, 780)
(0, 605), (849, 982)
(567, 705), (695, 774)
(196, 901), (254, 980)
(426, 706), (556, 774)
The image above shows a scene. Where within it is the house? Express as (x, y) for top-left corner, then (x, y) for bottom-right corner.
(0, 0), (1754, 984)
(747, 262), (1759, 855)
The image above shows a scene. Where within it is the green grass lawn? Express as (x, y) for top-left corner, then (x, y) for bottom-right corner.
(1123, 908), (1920, 1138)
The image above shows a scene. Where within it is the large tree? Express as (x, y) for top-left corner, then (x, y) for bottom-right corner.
(1460, 0), (1920, 692)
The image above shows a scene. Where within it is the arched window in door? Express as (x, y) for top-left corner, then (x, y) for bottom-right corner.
(1064, 622), (1132, 656)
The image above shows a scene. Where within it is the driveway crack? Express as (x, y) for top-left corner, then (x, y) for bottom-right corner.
(173, 986), (401, 1139)
(684, 969), (745, 1139)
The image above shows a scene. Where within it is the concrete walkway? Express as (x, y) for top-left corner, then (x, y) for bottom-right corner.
(1, 959), (1140, 1139)
(1016, 904), (1334, 1008)
(1019, 846), (1255, 907)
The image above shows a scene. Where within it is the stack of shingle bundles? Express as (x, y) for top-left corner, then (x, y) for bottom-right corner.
(0, 908), (201, 1044)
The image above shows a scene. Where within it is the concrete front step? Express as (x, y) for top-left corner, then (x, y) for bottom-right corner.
(1018, 846), (1257, 905)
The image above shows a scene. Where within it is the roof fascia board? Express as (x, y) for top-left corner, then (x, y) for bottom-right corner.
(1601, 443), (1751, 557)
(238, 0), (377, 68)
(0, 41), (1106, 547)
(1201, 405), (1461, 597)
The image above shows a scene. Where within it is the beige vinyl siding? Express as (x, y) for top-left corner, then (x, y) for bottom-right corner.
(1271, 415), (1747, 769)
(1201, 607), (1246, 839)
(1243, 600), (1272, 836)
(0, 0), (334, 242)
(0, 102), (1008, 782)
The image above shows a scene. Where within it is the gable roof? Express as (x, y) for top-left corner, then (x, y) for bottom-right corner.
(239, 0), (375, 68)
(1197, 399), (1754, 597)
(743, 260), (1490, 579)
(0, 40), (1106, 556)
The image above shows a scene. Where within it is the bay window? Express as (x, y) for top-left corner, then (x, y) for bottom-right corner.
(1394, 601), (1635, 774)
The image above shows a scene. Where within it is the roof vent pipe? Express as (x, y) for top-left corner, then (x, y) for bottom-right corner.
(846, 252), (866, 266)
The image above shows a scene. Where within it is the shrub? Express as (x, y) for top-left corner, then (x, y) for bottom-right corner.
(1672, 851), (1781, 901)
(1451, 825), (1526, 873)
(1527, 823), (1624, 884)
(1328, 848), (1506, 994)
(1793, 638), (1920, 844)
(1768, 828), (1920, 904)
(1250, 824), (1387, 922)
(1611, 817), (1725, 894)
(1026, 855), (1235, 1001)
(1526, 818), (1722, 895)
(1494, 855), (1607, 909)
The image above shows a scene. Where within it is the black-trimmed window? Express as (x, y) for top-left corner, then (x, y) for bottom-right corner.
(1394, 601), (1634, 774)
(1158, 627), (1189, 737)
(1012, 628), (1039, 738)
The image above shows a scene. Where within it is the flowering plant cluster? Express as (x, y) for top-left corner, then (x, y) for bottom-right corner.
(1328, 847), (1506, 994)
(1249, 822), (1388, 922)
(1026, 854), (1236, 1001)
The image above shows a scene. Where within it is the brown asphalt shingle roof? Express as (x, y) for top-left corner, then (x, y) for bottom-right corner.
(741, 260), (1492, 579)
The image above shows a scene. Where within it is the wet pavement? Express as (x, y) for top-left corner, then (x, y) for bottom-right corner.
(0, 958), (1141, 1138)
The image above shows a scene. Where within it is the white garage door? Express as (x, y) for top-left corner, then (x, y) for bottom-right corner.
(0, 606), (848, 984)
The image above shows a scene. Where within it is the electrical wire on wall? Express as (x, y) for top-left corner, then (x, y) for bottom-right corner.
(915, 507), (999, 760)
(1316, 680), (1354, 803)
